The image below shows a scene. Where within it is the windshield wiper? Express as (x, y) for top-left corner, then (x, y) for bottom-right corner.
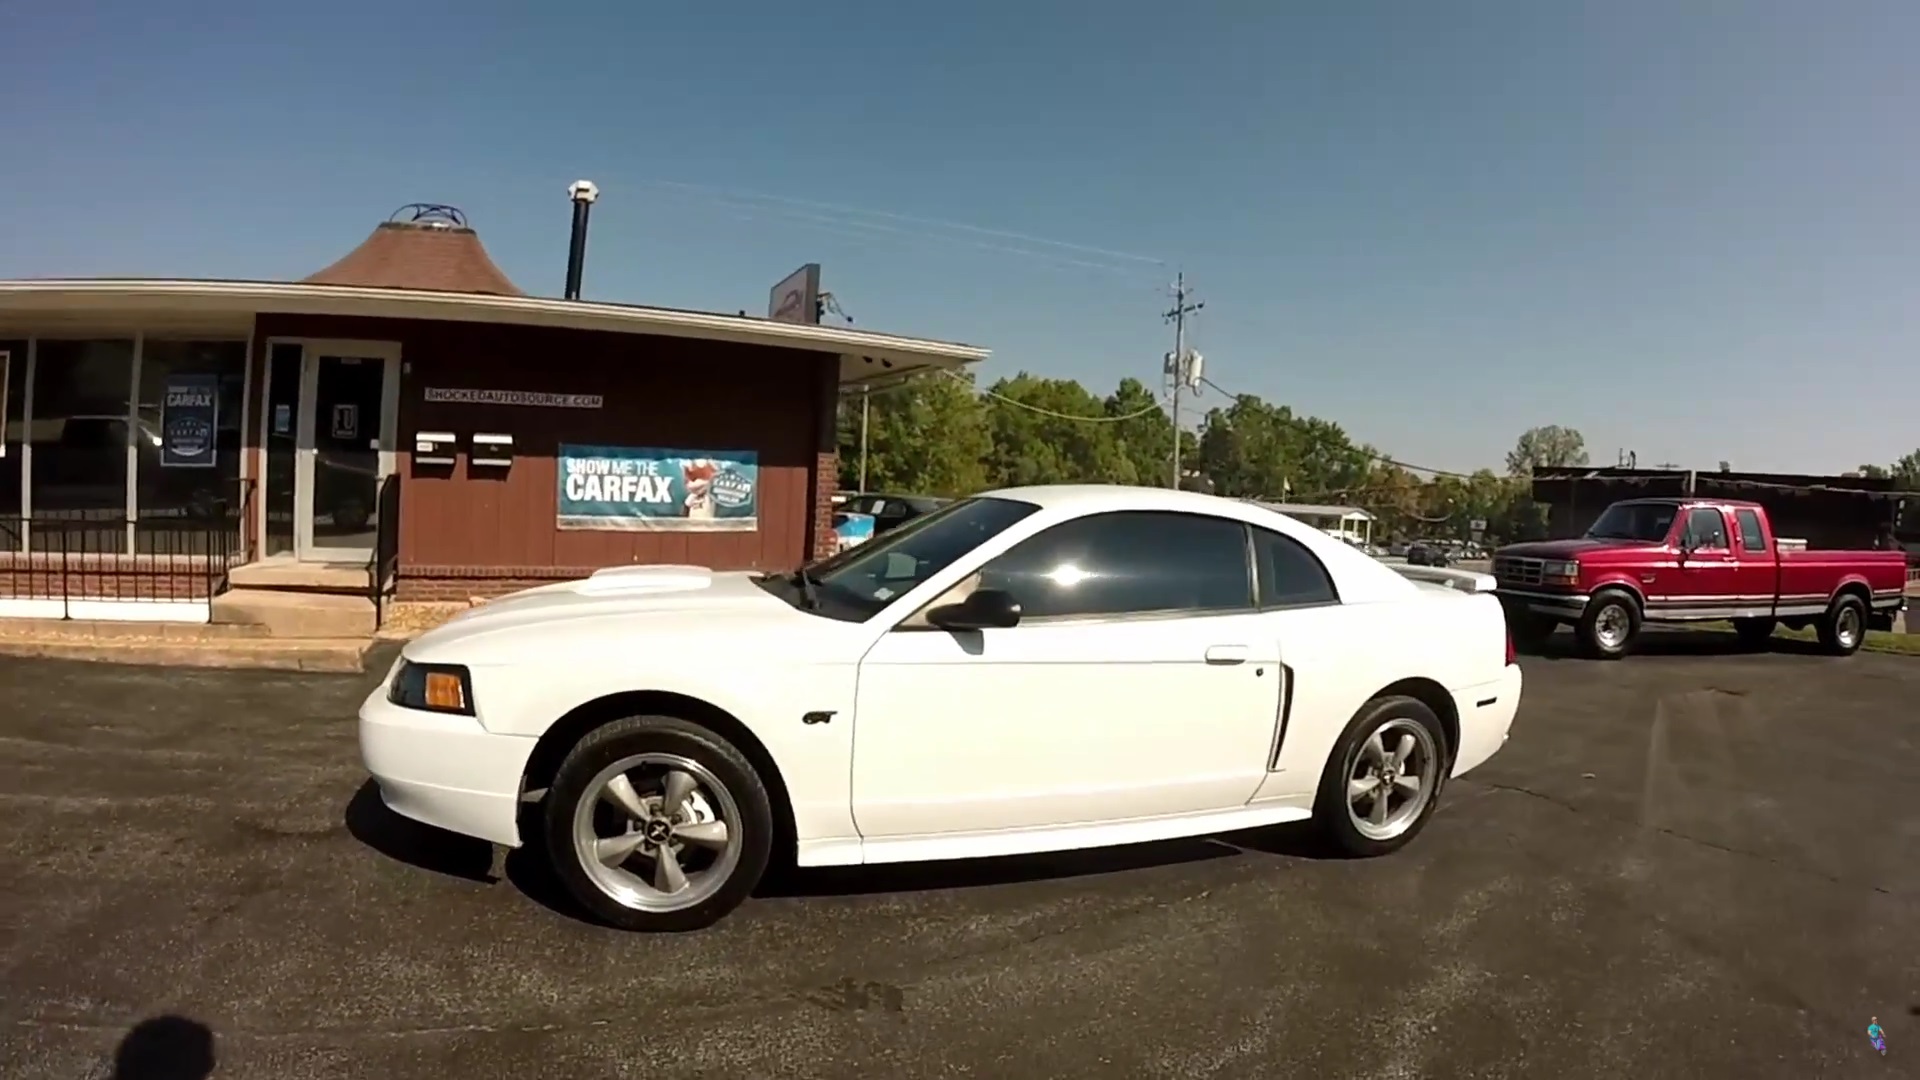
(791, 568), (822, 611)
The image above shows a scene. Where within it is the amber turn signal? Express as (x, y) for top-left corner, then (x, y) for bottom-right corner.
(423, 671), (467, 711)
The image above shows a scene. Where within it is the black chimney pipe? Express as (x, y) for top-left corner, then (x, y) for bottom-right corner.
(564, 179), (599, 301)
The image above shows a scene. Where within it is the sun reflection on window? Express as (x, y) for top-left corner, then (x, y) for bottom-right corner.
(1046, 563), (1093, 588)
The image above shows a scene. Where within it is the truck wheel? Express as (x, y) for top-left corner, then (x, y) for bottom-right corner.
(1576, 589), (1639, 660)
(1817, 595), (1867, 657)
(1732, 618), (1776, 650)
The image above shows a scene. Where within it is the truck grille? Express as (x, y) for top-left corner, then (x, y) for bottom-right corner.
(1494, 556), (1544, 586)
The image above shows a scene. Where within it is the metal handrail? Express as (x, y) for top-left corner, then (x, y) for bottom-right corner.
(367, 473), (401, 628)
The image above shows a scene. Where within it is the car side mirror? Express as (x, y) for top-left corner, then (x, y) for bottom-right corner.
(927, 588), (1022, 631)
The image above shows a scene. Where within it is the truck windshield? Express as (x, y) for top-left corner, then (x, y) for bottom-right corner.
(1585, 502), (1678, 543)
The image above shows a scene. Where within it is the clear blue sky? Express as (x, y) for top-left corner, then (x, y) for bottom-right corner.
(3, 2), (1915, 475)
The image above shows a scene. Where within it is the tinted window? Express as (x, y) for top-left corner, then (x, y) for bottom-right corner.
(977, 510), (1254, 620)
(1684, 507), (1729, 550)
(1586, 501), (1678, 542)
(1732, 508), (1767, 553)
(1252, 527), (1339, 607)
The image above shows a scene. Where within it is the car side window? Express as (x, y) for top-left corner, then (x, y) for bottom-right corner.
(976, 510), (1254, 620)
(1733, 508), (1767, 554)
(1251, 526), (1339, 608)
(1685, 507), (1729, 550)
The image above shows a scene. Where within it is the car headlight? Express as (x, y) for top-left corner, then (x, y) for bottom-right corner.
(387, 659), (475, 715)
(1542, 560), (1579, 584)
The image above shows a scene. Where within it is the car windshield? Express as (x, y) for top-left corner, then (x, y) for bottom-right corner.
(799, 496), (1040, 615)
(1585, 502), (1678, 543)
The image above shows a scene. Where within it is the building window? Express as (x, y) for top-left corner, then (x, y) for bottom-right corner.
(134, 340), (247, 555)
(1, 340), (25, 552)
(27, 339), (134, 555)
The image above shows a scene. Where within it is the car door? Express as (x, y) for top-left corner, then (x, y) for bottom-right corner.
(851, 509), (1282, 839)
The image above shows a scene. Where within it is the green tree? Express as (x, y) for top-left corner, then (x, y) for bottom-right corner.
(836, 373), (991, 497)
(1505, 425), (1589, 477)
(1103, 377), (1174, 487)
(980, 374), (1129, 487)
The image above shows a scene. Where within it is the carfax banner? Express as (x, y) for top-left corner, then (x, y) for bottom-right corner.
(557, 445), (758, 532)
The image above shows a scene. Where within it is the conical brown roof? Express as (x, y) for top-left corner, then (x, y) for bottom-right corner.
(303, 204), (524, 296)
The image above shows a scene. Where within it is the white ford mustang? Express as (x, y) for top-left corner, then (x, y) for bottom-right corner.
(360, 485), (1522, 931)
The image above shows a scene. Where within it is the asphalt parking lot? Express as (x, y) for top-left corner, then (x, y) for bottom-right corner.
(2, 633), (1916, 1079)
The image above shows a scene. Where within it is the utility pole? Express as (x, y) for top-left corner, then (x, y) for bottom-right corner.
(1163, 272), (1204, 490)
(858, 385), (871, 492)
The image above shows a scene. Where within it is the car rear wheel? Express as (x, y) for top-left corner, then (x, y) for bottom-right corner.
(1576, 589), (1639, 660)
(1817, 595), (1867, 657)
(543, 715), (773, 932)
(1314, 695), (1449, 858)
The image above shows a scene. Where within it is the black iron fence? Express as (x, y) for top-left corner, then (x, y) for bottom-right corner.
(0, 482), (254, 619)
(369, 473), (401, 628)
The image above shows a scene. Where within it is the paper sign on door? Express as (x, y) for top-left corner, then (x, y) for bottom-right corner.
(331, 404), (359, 440)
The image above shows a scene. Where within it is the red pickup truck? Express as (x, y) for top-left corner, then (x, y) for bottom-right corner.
(1492, 497), (1908, 659)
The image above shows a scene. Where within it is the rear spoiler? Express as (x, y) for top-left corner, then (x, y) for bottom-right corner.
(1393, 564), (1498, 594)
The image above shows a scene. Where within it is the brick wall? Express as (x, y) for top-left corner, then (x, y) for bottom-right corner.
(0, 553), (224, 600)
(395, 565), (589, 602)
(811, 449), (839, 562)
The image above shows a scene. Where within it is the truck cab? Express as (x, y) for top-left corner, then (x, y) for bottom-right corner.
(1493, 497), (1908, 659)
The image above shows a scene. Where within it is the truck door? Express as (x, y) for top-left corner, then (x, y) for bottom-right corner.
(1669, 506), (1738, 619)
(1727, 507), (1779, 619)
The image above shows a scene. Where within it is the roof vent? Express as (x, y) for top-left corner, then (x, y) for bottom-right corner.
(302, 203), (525, 296)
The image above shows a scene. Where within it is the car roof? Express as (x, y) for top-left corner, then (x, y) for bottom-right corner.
(976, 484), (1418, 604)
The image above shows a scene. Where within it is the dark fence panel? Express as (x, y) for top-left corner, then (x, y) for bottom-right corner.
(0, 481), (253, 619)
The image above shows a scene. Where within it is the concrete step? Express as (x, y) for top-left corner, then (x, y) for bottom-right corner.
(228, 561), (369, 593)
(212, 589), (378, 639)
(0, 632), (371, 673)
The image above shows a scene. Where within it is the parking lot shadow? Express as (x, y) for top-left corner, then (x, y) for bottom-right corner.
(346, 784), (1343, 924)
(1521, 627), (1829, 661)
(344, 780), (496, 884)
(760, 820), (1336, 899)
(108, 1015), (215, 1080)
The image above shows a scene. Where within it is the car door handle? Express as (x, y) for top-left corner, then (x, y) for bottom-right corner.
(1205, 645), (1250, 664)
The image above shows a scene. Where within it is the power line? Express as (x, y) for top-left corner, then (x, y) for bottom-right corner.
(638, 178), (1169, 266)
(943, 369), (1164, 423)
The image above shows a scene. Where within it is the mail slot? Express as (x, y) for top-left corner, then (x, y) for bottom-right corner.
(414, 431), (456, 465)
(470, 432), (514, 468)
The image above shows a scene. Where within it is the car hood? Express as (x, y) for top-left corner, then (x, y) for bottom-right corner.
(1496, 538), (1663, 560)
(404, 564), (811, 663)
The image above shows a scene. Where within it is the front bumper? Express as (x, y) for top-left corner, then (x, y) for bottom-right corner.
(358, 689), (537, 848)
(1495, 587), (1590, 623)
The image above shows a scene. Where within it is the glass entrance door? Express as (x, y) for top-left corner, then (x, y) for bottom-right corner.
(293, 342), (399, 563)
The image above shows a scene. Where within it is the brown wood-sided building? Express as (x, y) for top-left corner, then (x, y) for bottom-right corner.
(0, 204), (985, 620)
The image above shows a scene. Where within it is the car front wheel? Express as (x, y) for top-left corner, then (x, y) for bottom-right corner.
(1314, 695), (1450, 858)
(543, 715), (774, 932)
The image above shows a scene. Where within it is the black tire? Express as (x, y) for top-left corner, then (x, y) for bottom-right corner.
(1576, 588), (1640, 660)
(1816, 594), (1868, 657)
(1732, 617), (1776, 651)
(543, 715), (774, 932)
(1314, 695), (1451, 858)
